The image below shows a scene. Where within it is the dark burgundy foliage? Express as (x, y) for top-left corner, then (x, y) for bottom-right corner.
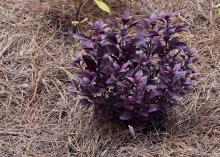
(71, 11), (197, 138)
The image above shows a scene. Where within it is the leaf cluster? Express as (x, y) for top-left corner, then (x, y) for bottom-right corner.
(71, 11), (197, 137)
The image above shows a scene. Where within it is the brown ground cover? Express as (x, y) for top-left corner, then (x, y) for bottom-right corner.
(0, 0), (219, 156)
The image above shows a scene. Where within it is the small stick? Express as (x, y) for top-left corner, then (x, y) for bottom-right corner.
(74, 0), (89, 32)
(75, 0), (88, 21)
(0, 131), (32, 138)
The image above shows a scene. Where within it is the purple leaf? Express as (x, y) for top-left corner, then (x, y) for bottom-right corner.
(131, 55), (149, 64)
(106, 77), (114, 84)
(131, 37), (146, 46)
(185, 79), (193, 85)
(175, 24), (189, 32)
(160, 12), (176, 21)
(73, 54), (82, 62)
(122, 10), (132, 24)
(168, 26), (176, 34)
(101, 66), (114, 75)
(106, 34), (118, 44)
(148, 104), (159, 112)
(80, 99), (92, 107)
(149, 12), (158, 24)
(167, 66), (172, 72)
(90, 21), (108, 31)
(129, 19), (141, 27)
(146, 85), (157, 91)
(90, 77), (96, 85)
(122, 100), (134, 110)
(97, 45), (119, 58)
(120, 61), (131, 72)
(135, 70), (143, 79)
(73, 34), (91, 41)
(139, 19), (149, 27)
(82, 77), (91, 84)
(184, 48), (197, 55)
(79, 90), (91, 96)
(70, 80), (79, 90)
(139, 76), (148, 86)
(117, 81), (127, 88)
(169, 37), (188, 50)
(83, 55), (96, 71)
(78, 71), (95, 78)
(81, 41), (94, 50)
(105, 18), (118, 26)
(140, 111), (149, 118)
(128, 125), (136, 139)
(188, 58), (198, 64)
(127, 77), (135, 83)
(70, 54), (82, 67)
(120, 111), (134, 120)
(173, 63), (182, 71)
(146, 30), (159, 37)
(189, 48), (197, 54)
(113, 102), (122, 108)
(149, 90), (162, 99)
(176, 43), (188, 50)
(185, 67), (196, 73)
(175, 71), (186, 78)
(113, 62), (120, 71)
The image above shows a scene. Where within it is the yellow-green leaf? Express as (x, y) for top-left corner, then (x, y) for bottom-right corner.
(216, 3), (220, 15)
(94, 0), (110, 14)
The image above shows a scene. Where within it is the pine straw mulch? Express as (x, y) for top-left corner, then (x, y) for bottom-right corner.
(0, 0), (220, 156)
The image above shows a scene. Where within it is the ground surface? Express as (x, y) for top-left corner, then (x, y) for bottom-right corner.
(0, 0), (220, 157)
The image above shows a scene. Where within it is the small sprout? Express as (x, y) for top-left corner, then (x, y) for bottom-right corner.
(72, 18), (89, 26)
(72, 21), (80, 26)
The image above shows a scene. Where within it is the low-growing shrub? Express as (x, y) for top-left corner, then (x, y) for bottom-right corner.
(70, 11), (197, 138)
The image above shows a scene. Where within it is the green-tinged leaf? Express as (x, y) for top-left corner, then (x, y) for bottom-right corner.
(216, 3), (220, 15)
(94, 0), (110, 14)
